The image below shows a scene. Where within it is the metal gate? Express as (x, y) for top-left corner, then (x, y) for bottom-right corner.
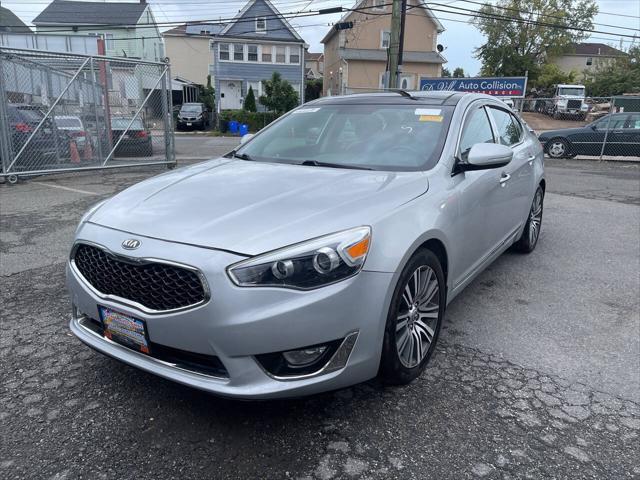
(0, 47), (176, 183)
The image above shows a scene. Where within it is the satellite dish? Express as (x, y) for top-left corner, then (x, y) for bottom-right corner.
(437, 44), (444, 53)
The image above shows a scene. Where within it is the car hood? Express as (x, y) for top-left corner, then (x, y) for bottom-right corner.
(88, 159), (429, 255)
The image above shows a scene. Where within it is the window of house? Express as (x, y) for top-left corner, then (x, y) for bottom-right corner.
(378, 72), (386, 90)
(399, 74), (413, 89)
(586, 57), (593, 66)
(459, 107), (495, 159)
(248, 81), (262, 98)
(233, 44), (245, 61)
(219, 43), (230, 60)
(256, 17), (266, 33)
(380, 31), (390, 49)
(276, 46), (286, 63)
(248, 44), (258, 61)
(289, 46), (300, 64)
(105, 33), (114, 50)
(262, 45), (272, 62)
(488, 107), (523, 146)
(373, 0), (386, 10)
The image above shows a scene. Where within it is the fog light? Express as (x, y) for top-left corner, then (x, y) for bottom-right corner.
(282, 345), (328, 367)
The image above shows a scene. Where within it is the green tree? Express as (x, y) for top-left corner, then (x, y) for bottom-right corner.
(441, 67), (452, 77)
(533, 63), (577, 93)
(584, 45), (640, 97)
(472, 0), (598, 84)
(244, 85), (257, 112)
(305, 78), (323, 101)
(259, 72), (299, 113)
(452, 67), (465, 78)
(200, 74), (215, 111)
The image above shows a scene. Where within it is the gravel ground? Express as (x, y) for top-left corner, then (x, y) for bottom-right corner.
(1, 150), (638, 479)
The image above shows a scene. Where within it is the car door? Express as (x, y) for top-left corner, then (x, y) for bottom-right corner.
(486, 106), (533, 247)
(448, 103), (501, 286)
(601, 114), (629, 156)
(617, 114), (640, 157)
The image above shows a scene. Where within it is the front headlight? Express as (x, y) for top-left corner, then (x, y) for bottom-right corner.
(227, 227), (371, 289)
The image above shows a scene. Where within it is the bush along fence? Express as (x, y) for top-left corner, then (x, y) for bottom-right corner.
(218, 110), (280, 134)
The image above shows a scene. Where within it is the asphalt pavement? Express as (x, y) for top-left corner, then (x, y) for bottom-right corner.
(1, 142), (639, 479)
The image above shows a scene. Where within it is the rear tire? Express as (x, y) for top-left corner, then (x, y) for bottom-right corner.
(513, 186), (544, 253)
(379, 249), (445, 385)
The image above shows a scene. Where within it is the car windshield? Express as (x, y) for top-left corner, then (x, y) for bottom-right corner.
(55, 117), (82, 129)
(559, 87), (584, 96)
(181, 104), (202, 113)
(11, 107), (43, 122)
(235, 104), (454, 171)
(111, 118), (144, 129)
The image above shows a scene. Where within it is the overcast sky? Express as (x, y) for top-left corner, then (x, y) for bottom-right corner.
(3, 0), (639, 76)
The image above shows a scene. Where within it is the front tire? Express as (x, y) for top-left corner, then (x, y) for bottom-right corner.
(546, 138), (570, 159)
(513, 186), (544, 253)
(379, 249), (445, 385)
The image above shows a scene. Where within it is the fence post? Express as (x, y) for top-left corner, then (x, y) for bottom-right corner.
(162, 58), (175, 166)
(599, 97), (615, 161)
(0, 52), (14, 176)
(89, 56), (103, 163)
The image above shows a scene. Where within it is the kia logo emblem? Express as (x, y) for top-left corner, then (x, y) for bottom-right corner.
(122, 239), (141, 250)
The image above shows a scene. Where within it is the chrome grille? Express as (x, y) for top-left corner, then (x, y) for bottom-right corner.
(73, 244), (207, 311)
(567, 99), (582, 109)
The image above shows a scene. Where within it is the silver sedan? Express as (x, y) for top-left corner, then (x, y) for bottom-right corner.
(67, 92), (545, 399)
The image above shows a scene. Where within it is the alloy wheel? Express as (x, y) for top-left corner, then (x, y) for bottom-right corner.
(396, 266), (440, 368)
(529, 189), (543, 245)
(548, 141), (566, 158)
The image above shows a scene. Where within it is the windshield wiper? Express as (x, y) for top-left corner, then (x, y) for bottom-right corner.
(226, 150), (254, 161)
(300, 160), (373, 170)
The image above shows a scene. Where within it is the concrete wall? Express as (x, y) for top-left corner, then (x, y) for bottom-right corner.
(164, 35), (211, 85)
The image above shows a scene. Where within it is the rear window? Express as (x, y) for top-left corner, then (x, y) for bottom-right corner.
(55, 117), (82, 128)
(111, 117), (144, 129)
(237, 104), (454, 171)
(10, 106), (43, 122)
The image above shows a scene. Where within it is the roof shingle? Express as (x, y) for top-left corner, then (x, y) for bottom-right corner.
(33, 0), (147, 26)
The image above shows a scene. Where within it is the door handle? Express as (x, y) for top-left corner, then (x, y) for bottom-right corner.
(527, 154), (536, 165)
(612, 130), (623, 134)
(499, 173), (511, 185)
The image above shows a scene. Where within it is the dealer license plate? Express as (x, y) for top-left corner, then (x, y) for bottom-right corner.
(99, 306), (150, 354)
(186, 122), (192, 126)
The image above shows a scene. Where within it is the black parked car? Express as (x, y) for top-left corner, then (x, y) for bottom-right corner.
(111, 116), (153, 157)
(4, 104), (60, 171)
(539, 113), (640, 158)
(176, 103), (210, 130)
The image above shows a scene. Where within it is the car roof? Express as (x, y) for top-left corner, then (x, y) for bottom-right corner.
(309, 91), (468, 106)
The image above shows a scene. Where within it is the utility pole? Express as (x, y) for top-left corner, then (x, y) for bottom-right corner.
(388, 0), (407, 89)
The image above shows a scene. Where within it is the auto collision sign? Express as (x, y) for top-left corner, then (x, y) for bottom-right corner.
(419, 77), (527, 98)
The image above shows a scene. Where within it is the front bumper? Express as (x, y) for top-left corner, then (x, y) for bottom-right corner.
(67, 223), (393, 399)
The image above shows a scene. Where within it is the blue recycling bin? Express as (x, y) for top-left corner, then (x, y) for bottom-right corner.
(239, 123), (249, 137)
(228, 120), (239, 134)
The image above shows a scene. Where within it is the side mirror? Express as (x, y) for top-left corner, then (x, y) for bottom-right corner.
(240, 133), (255, 145)
(461, 143), (513, 171)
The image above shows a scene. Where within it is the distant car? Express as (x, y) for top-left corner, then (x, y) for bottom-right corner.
(538, 113), (640, 158)
(54, 115), (89, 152)
(177, 103), (210, 130)
(5, 104), (59, 170)
(111, 116), (153, 157)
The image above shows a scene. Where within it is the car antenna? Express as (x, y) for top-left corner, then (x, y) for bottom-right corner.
(388, 89), (417, 100)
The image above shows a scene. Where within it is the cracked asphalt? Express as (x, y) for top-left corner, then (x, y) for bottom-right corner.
(1, 144), (639, 479)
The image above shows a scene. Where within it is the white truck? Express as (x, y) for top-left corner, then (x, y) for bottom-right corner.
(543, 84), (589, 120)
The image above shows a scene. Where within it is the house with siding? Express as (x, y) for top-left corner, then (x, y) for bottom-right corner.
(33, 0), (163, 62)
(322, 0), (445, 95)
(550, 43), (627, 80)
(210, 0), (307, 111)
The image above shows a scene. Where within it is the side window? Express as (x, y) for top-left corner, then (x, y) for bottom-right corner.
(596, 115), (626, 130)
(459, 106), (495, 159)
(626, 114), (640, 129)
(489, 107), (522, 146)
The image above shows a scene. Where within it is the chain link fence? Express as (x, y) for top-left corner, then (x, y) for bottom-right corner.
(0, 47), (176, 184)
(513, 96), (639, 161)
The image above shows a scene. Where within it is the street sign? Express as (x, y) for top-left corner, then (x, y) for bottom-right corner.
(418, 76), (528, 98)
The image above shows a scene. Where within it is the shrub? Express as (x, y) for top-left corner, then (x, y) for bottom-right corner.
(218, 110), (280, 133)
(244, 86), (257, 112)
(259, 72), (299, 113)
